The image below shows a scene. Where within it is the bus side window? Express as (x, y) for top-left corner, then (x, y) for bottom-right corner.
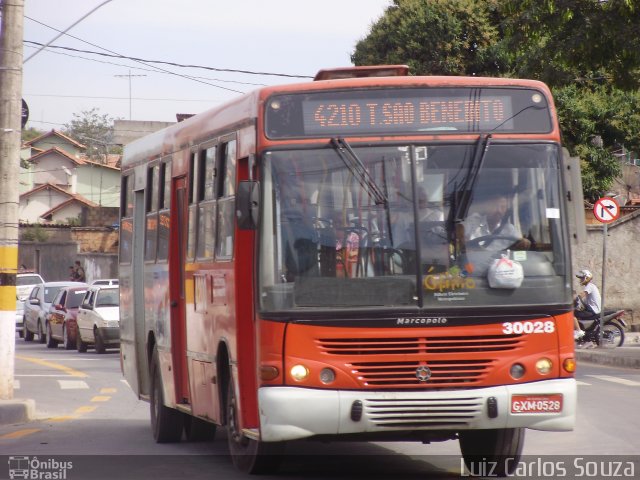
(145, 164), (159, 262)
(157, 159), (171, 262)
(216, 139), (237, 259)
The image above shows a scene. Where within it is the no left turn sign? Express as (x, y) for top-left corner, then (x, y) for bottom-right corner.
(593, 197), (620, 223)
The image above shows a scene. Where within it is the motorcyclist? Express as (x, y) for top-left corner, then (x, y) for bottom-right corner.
(574, 269), (601, 340)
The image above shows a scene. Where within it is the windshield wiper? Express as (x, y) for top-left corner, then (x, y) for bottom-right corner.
(330, 137), (388, 206)
(452, 133), (492, 222)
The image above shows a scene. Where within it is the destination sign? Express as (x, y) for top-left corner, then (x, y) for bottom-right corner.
(265, 87), (552, 138)
(304, 97), (511, 134)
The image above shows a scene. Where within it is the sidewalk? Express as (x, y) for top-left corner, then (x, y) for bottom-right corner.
(575, 331), (640, 369)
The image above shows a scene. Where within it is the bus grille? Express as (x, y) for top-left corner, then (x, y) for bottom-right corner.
(318, 335), (522, 355)
(317, 335), (524, 388)
(364, 397), (483, 428)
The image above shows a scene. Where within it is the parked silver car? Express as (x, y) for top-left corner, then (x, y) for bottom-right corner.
(23, 281), (87, 343)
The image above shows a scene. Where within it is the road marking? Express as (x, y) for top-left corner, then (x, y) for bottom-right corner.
(0, 429), (40, 439)
(587, 375), (640, 386)
(16, 355), (88, 378)
(57, 380), (90, 389)
(120, 379), (129, 387)
(48, 416), (78, 423)
(91, 396), (111, 402)
(75, 406), (97, 414)
(15, 374), (76, 377)
(100, 388), (117, 394)
(576, 380), (591, 386)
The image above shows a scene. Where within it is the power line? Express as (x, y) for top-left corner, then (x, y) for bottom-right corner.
(22, 43), (269, 87)
(24, 39), (312, 79)
(24, 16), (245, 94)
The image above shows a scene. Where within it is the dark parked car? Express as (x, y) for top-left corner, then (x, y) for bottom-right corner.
(46, 285), (90, 350)
(24, 281), (87, 343)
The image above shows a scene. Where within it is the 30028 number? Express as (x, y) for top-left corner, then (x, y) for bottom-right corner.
(502, 321), (555, 335)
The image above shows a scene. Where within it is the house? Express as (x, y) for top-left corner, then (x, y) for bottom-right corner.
(23, 129), (86, 158)
(19, 182), (97, 224)
(18, 130), (121, 224)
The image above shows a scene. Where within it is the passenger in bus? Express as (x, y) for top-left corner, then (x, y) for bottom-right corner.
(463, 189), (531, 251)
(391, 187), (443, 247)
(282, 210), (319, 281)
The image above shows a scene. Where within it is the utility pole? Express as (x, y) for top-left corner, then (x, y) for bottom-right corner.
(115, 70), (146, 120)
(0, 0), (25, 400)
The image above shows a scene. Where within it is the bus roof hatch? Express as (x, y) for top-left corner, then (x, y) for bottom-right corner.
(314, 65), (410, 81)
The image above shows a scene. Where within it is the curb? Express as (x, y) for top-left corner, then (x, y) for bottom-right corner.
(0, 398), (35, 426)
(575, 349), (640, 370)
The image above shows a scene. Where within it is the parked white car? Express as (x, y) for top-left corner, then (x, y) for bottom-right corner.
(91, 278), (119, 286)
(16, 298), (25, 337)
(76, 285), (120, 353)
(16, 272), (44, 301)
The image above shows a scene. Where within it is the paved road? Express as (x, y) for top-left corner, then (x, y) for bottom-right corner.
(2, 339), (640, 479)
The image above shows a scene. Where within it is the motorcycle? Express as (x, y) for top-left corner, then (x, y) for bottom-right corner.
(575, 297), (626, 347)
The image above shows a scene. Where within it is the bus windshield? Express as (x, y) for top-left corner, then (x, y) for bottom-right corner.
(258, 142), (569, 313)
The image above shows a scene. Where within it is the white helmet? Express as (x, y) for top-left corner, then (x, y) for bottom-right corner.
(576, 269), (592, 284)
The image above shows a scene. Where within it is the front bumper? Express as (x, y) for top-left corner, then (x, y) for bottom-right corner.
(258, 378), (576, 442)
(97, 326), (120, 344)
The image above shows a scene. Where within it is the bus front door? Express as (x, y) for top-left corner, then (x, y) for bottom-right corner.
(169, 175), (190, 405)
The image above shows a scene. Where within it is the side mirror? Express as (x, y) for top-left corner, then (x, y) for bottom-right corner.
(30, 298), (40, 305)
(236, 180), (260, 230)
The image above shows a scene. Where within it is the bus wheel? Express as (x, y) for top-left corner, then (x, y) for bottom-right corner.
(150, 348), (183, 443)
(226, 379), (284, 474)
(184, 415), (216, 442)
(459, 428), (524, 477)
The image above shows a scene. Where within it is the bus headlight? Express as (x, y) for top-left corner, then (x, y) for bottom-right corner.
(290, 364), (309, 381)
(535, 358), (553, 375)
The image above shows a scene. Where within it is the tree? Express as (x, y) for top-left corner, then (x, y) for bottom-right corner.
(63, 108), (121, 163)
(351, 0), (503, 76)
(351, 0), (640, 200)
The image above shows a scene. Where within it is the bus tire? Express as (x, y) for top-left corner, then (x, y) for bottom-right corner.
(184, 415), (216, 442)
(226, 377), (284, 474)
(459, 428), (525, 477)
(150, 348), (183, 443)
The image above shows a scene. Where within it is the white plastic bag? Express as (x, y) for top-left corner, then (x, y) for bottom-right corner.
(488, 254), (523, 289)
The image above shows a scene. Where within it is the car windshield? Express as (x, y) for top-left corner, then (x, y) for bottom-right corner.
(259, 143), (570, 312)
(43, 286), (63, 303)
(96, 288), (119, 307)
(67, 290), (88, 309)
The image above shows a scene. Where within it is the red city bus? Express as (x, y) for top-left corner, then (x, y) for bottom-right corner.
(119, 66), (581, 475)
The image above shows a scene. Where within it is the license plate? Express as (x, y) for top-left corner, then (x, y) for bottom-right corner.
(511, 394), (563, 414)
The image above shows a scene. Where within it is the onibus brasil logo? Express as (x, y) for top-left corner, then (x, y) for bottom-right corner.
(8, 456), (72, 479)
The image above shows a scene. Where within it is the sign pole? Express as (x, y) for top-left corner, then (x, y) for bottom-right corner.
(599, 223), (607, 348)
(591, 196), (619, 348)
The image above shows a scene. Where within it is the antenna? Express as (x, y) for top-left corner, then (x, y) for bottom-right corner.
(114, 69), (147, 120)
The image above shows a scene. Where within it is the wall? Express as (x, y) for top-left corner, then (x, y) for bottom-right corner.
(572, 207), (640, 330)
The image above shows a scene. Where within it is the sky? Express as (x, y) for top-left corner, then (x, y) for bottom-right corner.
(22, 0), (392, 131)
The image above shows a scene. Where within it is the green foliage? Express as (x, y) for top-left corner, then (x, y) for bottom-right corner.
(351, 0), (502, 76)
(352, 0), (640, 198)
(63, 108), (120, 162)
(21, 225), (49, 242)
(21, 127), (43, 143)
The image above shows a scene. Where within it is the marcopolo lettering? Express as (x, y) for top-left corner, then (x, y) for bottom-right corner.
(397, 317), (448, 326)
